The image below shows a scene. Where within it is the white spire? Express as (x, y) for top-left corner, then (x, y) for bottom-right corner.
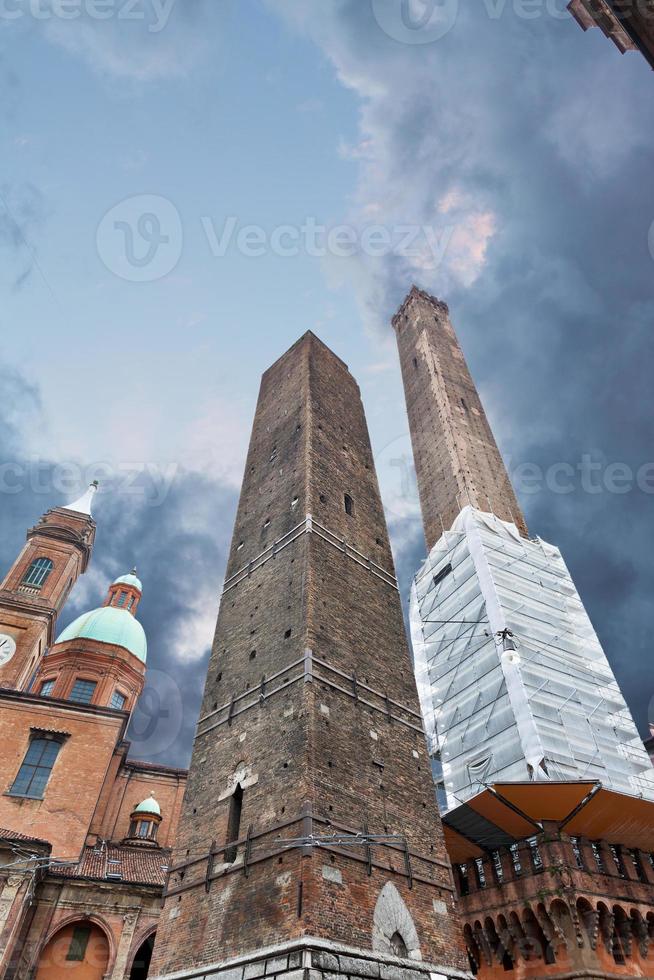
(62, 481), (99, 516)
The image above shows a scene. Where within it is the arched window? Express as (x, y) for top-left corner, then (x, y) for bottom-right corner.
(390, 932), (408, 958)
(35, 920), (109, 980)
(129, 934), (156, 980)
(344, 493), (354, 516)
(10, 735), (63, 799)
(22, 557), (53, 589)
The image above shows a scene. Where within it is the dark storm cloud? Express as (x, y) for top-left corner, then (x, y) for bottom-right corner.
(266, 2), (654, 734)
(0, 360), (238, 768)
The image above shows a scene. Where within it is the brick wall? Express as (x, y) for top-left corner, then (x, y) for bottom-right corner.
(151, 332), (466, 978)
(392, 287), (527, 549)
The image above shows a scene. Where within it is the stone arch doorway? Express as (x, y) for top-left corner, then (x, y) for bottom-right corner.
(129, 933), (156, 980)
(35, 920), (110, 980)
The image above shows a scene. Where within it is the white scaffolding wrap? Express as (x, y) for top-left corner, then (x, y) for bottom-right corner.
(410, 506), (654, 812)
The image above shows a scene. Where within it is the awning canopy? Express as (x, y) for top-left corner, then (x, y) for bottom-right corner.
(442, 781), (654, 862)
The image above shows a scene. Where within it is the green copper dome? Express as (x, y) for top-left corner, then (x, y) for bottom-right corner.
(57, 607), (147, 663)
(113, 570), (143, 593)
(133, 795), (161, 817)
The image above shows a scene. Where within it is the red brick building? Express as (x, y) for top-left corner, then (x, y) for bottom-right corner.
(568, 0), (654, 70)
(0, 485), (187, 979)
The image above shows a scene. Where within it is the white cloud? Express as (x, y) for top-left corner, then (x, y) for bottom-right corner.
(29, 0), (235, 81)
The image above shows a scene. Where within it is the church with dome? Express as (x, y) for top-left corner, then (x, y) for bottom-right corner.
(0, 484), (187, 978)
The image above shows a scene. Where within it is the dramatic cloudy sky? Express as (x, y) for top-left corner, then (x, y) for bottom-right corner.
(1, 0), (653, 767)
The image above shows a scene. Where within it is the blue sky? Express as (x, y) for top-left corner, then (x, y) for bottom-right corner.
(1, 0), (653, 765)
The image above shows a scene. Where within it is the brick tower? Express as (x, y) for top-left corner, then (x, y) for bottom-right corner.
(0, 482), (97, 691)
(392, 287), (527, 549)
(151, 333), (467, 980)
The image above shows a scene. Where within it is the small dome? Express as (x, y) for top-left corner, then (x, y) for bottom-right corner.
(133, 795), (161, 817)
(57, 607), (147, 663)
(113, 569), (143, 593)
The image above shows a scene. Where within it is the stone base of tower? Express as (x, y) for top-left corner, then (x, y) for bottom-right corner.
(150, 938), (470, 980)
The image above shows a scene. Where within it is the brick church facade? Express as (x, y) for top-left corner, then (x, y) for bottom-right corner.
(0, 484), (186, 978)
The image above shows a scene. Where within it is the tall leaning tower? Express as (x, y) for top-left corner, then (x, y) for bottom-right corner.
(151, 333), (467, 980)
(393, 286), (527, 549)
(393, 286), (654, 810)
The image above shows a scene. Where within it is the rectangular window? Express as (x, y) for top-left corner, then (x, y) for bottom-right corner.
(510, 843), (522, 875)
(610, 844), (627, 878)
(69, 679), (97, 704)
(40, 680), (55, 698)
(67, 925), (91, 962)
(570, 836), (584, 869)
(116, 591), (128, 607)
(433, 563), (453, 588)
(110, 691), (126, 711)
(457, 863), (470, 896)
(591, 841), (605, 874)
(630, 849), (647, 883)
(528, 837), (543, 871)
(10, 737), (62, 799)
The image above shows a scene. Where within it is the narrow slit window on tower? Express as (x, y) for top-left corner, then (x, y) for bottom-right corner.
(225, 784), (243, 864)
(344, 494), (354, 516)
(21, 557), (53, 589)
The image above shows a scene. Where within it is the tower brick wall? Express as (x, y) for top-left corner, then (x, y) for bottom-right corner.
(151, 333), (467, 979)
(392, 287), (527, 550)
